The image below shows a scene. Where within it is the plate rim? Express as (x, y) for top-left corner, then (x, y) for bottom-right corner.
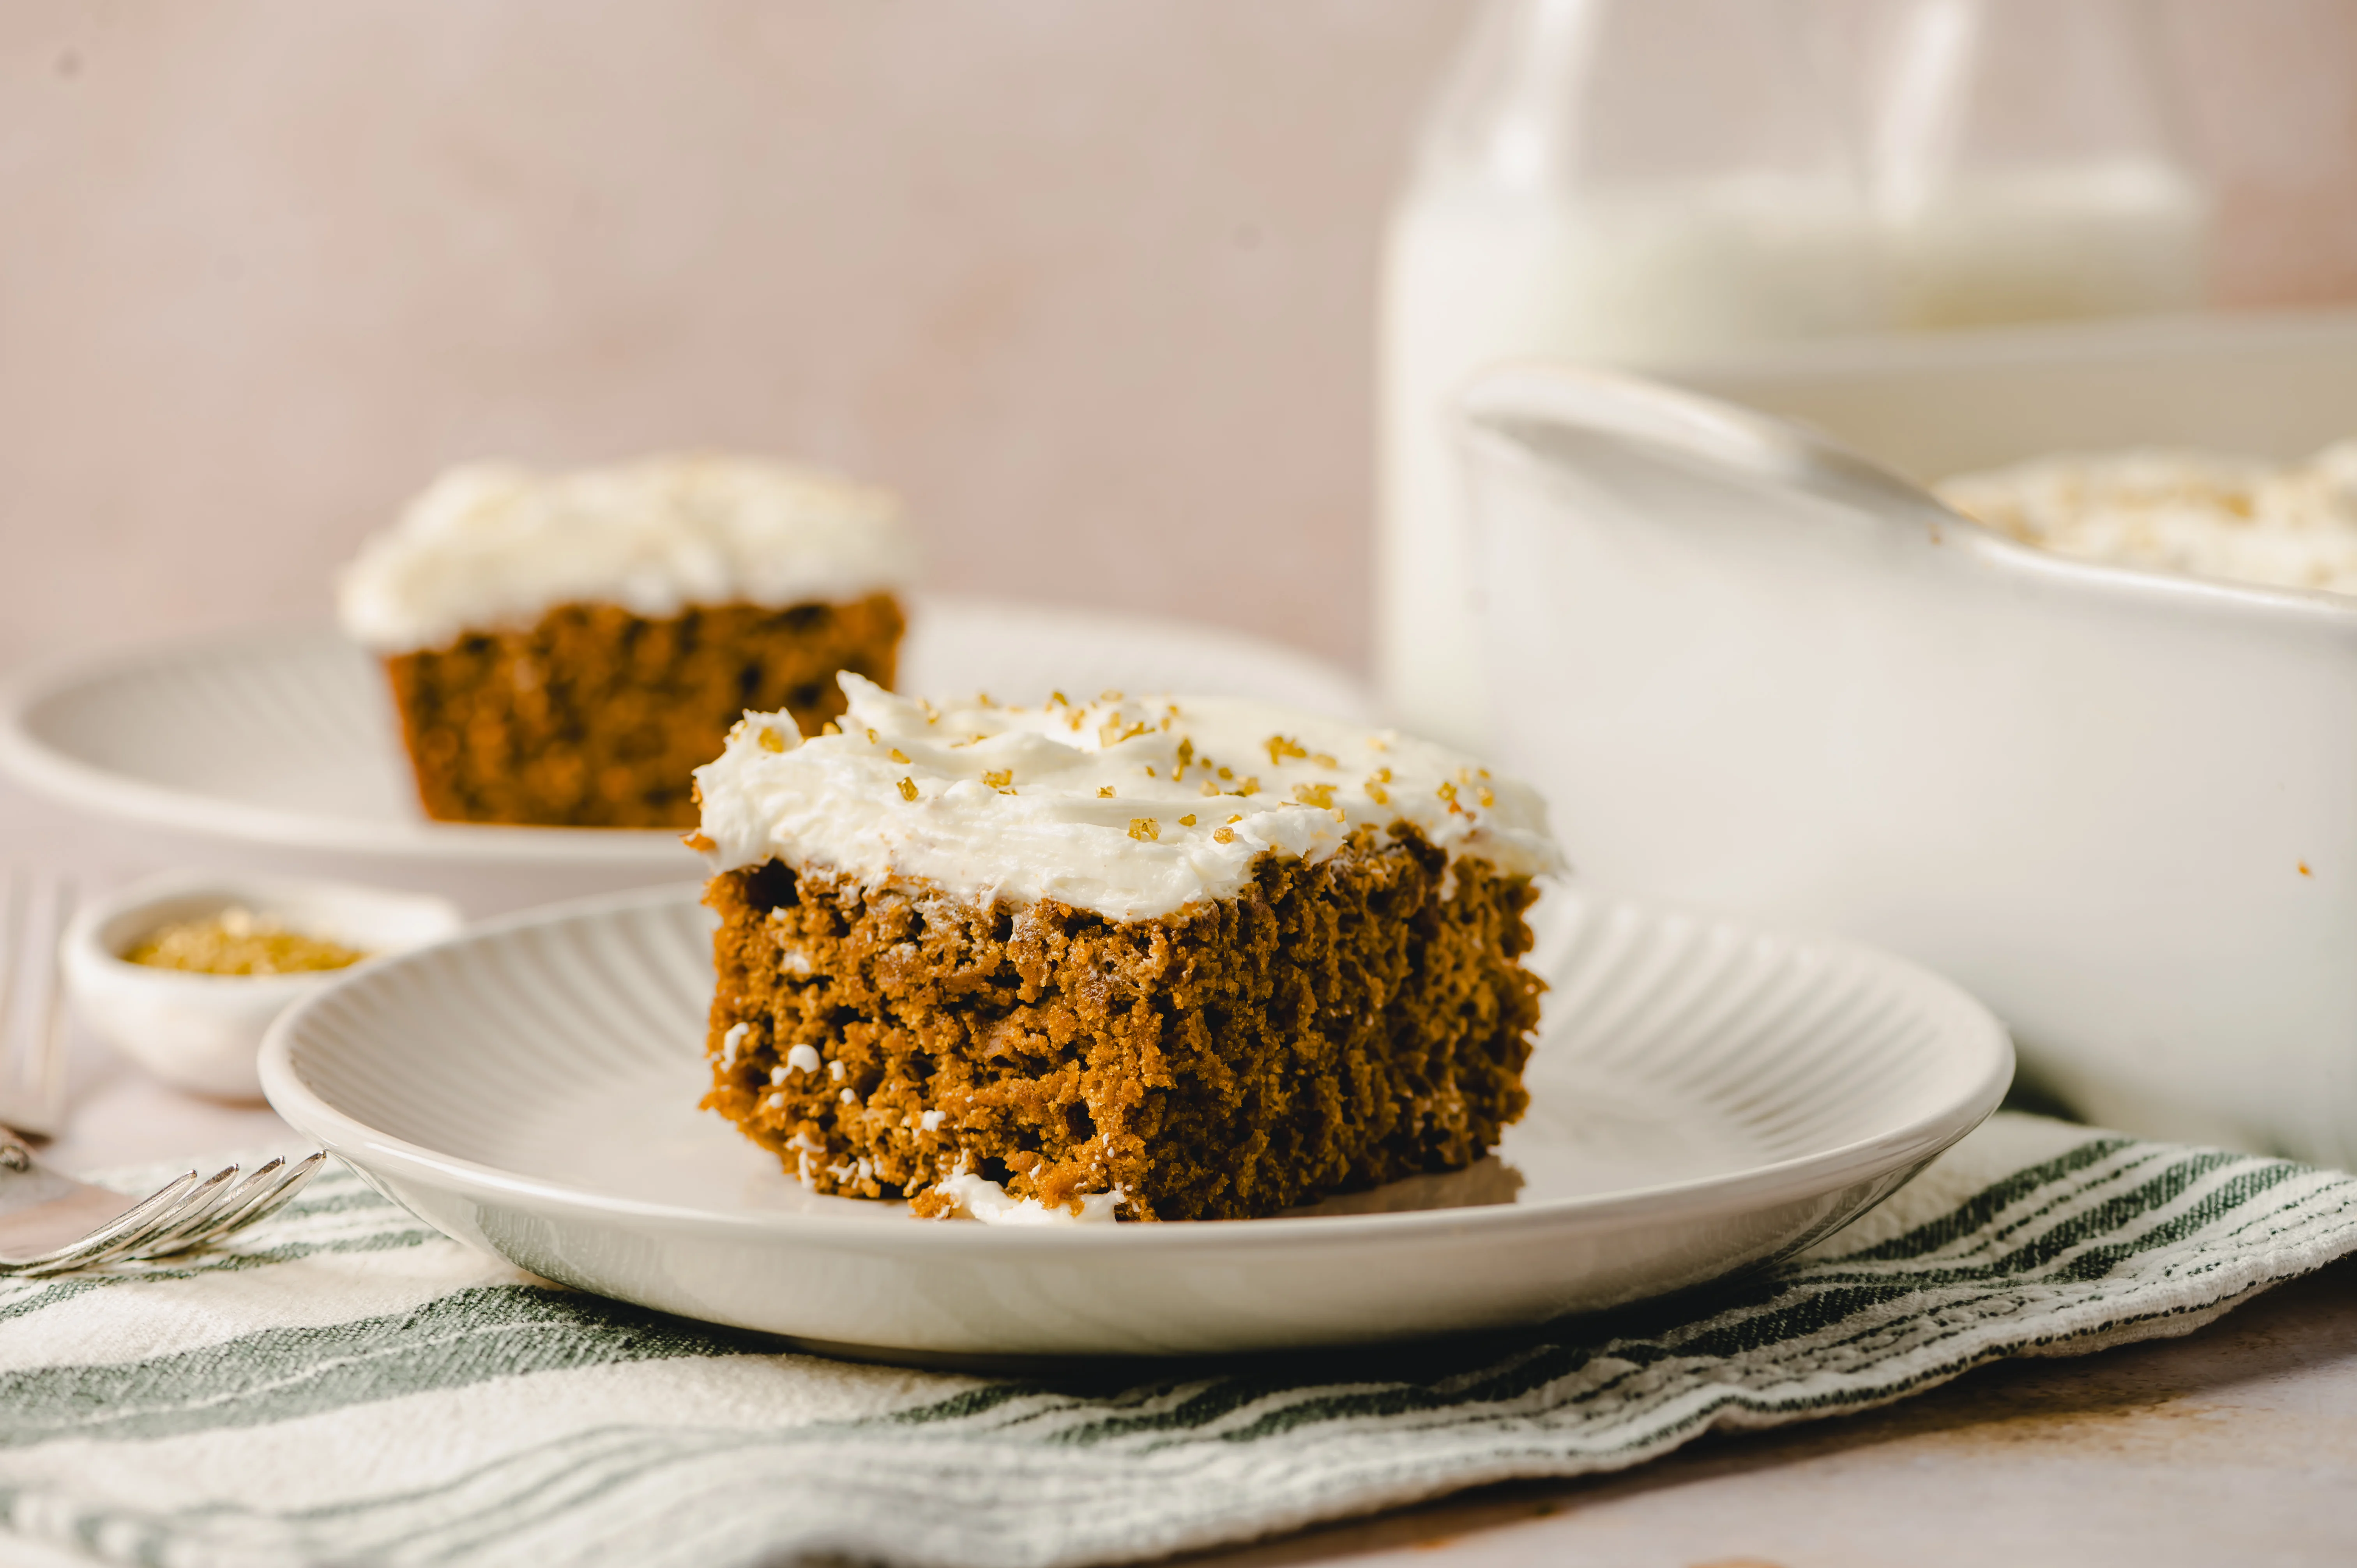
(259, 880), (2015, 1255)
(0, 595), (1373, 866)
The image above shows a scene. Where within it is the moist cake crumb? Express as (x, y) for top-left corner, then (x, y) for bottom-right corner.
(385, 595), (902, 827)
(702, 826), (1542, 1220)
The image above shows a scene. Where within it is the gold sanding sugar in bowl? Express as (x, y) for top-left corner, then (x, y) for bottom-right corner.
(124, 906), (368, 976)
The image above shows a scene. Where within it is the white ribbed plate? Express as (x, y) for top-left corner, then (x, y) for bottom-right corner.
(0, 594), (1371, 868)
(260, 882), (2012, 1361)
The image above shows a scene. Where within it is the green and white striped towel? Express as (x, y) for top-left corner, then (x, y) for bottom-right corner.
(4, 1112), (2354, 1568)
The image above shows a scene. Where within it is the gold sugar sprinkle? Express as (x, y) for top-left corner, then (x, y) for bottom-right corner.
(1099, 718), (1141, 747)
(1265, 734), (1308, 766)
(1128, 818), (1160, 841)
(1050, 690), (1070, 707)
(1098, 784), (1116, 798)
(1213, 827), (1235, 844)
(1200, 781), (1220, 798)
(982, 769), (1012, 789)
(897, 777), (919, 802)
(1292, 782), (1336, 809)
(1367, 784), (1389, 805)
(1179, 814), (1197, 827)
(889, 749), (910, 765)
(126, 907), (366, 977)
(820, 721), (841, 736)
(1372, 766), (1392, 784)
(1226, 814), (1242, 823)
(1238, 776), (1260, 795)
(756, 727), (786, 753)
(1144, 766), (1156, 778)
(865, 729), (878, 745)
(1312, 752), (1338, 770)
(1101, 689), (1124, 703)
(1479, 787), (1495, 808)
(1217, 765), (1233, 780)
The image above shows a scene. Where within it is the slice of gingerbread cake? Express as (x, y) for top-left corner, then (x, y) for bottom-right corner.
(691, 673), (1563, 1222)
(336, 455), (917, 829)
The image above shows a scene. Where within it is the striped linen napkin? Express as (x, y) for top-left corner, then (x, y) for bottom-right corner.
(4, 1112), (2353, 1568)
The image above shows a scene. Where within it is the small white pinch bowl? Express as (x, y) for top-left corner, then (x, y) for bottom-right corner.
(65, 872), (463, 1100)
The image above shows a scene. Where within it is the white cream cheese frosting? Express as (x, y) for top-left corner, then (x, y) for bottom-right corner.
(336, 454), (918, 653)
(1937, 440), (2357, 598)
(693, 674), (1564, 922)
(933, 1173), (1124, 1225)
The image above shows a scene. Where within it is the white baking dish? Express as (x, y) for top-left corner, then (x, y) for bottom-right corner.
(1456, 356), (2357, 1165)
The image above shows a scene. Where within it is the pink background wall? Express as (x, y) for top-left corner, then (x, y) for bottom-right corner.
(4, 0), (2355, 675)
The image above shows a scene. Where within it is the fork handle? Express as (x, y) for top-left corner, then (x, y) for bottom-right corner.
(0, 1127), (32, 1174)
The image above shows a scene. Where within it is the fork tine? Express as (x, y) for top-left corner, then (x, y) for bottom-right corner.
(72, 1166), (243, 1269)
(132, 1158), (283, 1257)
(182, 1157), (287, 1231)
(131, 1151), (325, 1260)
(73, 1171), (213, 1260)
(238, 1150), (326, 1223)
(2, 1152), (330, 1277)
(197, 1156), (306, 1234)
(115, 1164), (250, 1259)
(3, 1170), (208, 1276)
(10, 1238), (119, 1278)
(11, 1222), (178, 1278)
(172, 1151), (327, 1250)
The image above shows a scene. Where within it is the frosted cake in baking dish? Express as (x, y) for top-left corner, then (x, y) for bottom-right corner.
(690, 675), (1563, 1222)
(1938, 439), (2357, 598)
(337, 455), (916, 828)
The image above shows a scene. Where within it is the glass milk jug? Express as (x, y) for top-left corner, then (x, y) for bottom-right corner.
(1376, 0), (1886, 751)
(1866, 0), (2211, 330)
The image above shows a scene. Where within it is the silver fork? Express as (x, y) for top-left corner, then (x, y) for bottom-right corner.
(0, 868), (326, 1277)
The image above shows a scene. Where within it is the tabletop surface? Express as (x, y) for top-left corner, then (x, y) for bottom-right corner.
(6, 777), (2354, 1568)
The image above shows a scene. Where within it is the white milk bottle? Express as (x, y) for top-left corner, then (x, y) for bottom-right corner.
(1377, 0), (1887, 751)
(1866, 0), (2211, 329)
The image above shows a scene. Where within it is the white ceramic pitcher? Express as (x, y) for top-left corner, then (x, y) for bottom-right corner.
(1456, 362), (2357, 1167)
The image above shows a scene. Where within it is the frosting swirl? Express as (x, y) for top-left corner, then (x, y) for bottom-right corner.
(694, 674), (1563, 921)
